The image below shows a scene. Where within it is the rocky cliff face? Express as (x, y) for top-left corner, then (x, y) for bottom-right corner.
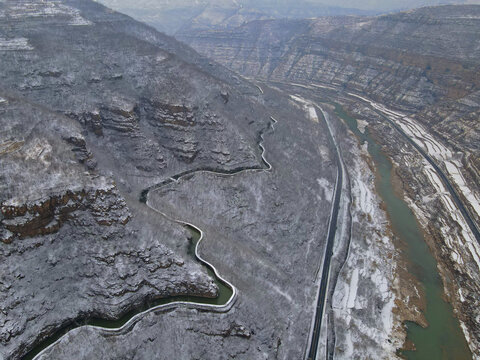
(0, 0), (285, 358)
(180, 5), (480, 185)
(0, 0), (270, 190)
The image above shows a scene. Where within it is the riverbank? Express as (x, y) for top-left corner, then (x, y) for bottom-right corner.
(332, 101), (471, 359)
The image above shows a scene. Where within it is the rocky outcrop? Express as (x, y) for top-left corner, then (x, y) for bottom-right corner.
(1, 186), (130, 243)
(140, 100), (199, 162)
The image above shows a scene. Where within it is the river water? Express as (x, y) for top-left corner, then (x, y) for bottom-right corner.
(333, 103), (471, 359)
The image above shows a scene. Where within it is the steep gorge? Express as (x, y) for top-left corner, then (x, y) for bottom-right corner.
(181, 5), (480, 185)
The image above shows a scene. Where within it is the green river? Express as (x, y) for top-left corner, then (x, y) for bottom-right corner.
(334, 103), (471, 359)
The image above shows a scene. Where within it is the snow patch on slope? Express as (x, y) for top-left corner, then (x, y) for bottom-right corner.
(317, 178), (333, 202)
(346, 268), (359, 309)
(0, 37), (33, 51)
(1, 1), (92, 26)
(289, 95), (319, 123)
